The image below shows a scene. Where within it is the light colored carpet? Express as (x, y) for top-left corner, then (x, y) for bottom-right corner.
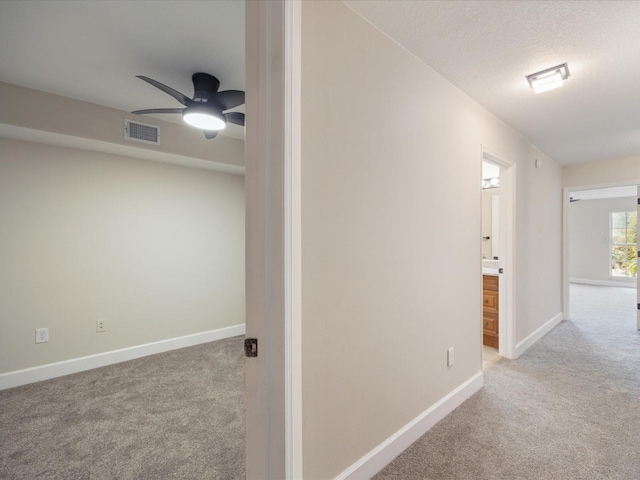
(0, 336), (245, 480)
(375, 284), (640, 479)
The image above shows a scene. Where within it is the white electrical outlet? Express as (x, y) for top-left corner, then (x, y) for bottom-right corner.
(96, 320), (106, 333)
(35, 328), (49, 344)
(447, 347), (454, 367)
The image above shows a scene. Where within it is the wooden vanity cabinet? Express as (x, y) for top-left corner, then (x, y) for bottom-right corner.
(482, 275), (499, 348)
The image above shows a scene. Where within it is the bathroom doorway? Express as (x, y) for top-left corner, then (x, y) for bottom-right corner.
(482, 159), (500, 368)
(481, 146), (517, 367)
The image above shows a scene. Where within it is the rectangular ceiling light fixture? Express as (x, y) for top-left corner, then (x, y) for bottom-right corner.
(526, 63), (570, 94)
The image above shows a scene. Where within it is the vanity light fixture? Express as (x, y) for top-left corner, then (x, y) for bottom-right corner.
(526, 63), (570, 94)
(483, 177), (500, 189)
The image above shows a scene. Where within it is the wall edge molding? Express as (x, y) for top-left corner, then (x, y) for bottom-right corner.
(334, 372), (484, 480)
(0, 324), (245, 390)
(515, 312), (563, 358)
(0, 123), (245, 176)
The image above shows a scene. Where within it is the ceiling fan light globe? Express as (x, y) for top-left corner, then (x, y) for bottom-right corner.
(183, 112), (226, 131)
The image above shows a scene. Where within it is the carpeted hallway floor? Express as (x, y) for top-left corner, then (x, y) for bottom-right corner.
(375, 284), (640, 479)
(0, 336), (245, 480)
(2, 285), (638, 479)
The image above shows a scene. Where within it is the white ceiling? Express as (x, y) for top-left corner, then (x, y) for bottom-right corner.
(2, 1), (640, 162)
(345, 0), (640, 165)
(0, 1), (245, 139)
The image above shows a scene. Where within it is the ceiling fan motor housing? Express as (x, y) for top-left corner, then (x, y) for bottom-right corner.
(192, 72), (221, 106)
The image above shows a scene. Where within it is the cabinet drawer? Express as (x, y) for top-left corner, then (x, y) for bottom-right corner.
(483, 275), (498, 291)
(482, 315), (498, 334)
(483, 292), (498, 314)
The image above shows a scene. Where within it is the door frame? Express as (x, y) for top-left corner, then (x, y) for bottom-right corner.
(482, 146), (517, 359)
(245, 1), (303, 479)
(562, 180), (640, 326)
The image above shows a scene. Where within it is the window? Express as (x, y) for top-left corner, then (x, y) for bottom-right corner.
(610, 211), (637, 278)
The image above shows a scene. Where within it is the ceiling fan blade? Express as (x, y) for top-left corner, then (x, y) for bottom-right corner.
(204, 130), (218, 140)
(136, 75), (193, 107)
(224, 112), (245, 126)
(213, 90), (245, 110)
(131, 108), (184, 115)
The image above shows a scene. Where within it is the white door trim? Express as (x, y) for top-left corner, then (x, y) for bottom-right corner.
(562, 187), (571, 320)
(482, 145), (517, 359)
(245, 1), (303, 478)
(283, 1), (303, 477)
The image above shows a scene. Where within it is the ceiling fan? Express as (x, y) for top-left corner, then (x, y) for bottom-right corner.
(132, 73), (245, 139)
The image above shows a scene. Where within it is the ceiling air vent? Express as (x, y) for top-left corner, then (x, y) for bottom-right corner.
(124, 119), (160, 145)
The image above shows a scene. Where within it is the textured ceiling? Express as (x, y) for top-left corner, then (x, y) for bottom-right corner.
(2, 1), (640, 160)
(0, 1), (245, 139)
(345, 0), (640, 165)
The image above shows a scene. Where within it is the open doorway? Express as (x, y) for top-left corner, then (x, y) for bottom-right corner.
(565, 184), (638, 330)
(0, 2), (248, 478)
(481, 159), (501, 368)
(481, 147), (517, 368)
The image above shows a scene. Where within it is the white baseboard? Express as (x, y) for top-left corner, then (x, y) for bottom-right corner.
(0, 324), (245, 391)
(515, 312), (562, 358)
(570, 278), (636, 289)
(335, 372), (484, 480)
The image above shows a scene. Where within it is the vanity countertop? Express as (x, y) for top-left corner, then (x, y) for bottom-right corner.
(482, 268), (499, 276)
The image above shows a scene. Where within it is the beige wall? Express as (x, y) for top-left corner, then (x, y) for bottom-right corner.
(0, 81), (245, 169)
(0, 138), (245, 374)
(517, 152), (563, 341)
(300, 2), (563, 478)
(569, 196), (637, 283)
(563, 155), (640, 188)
